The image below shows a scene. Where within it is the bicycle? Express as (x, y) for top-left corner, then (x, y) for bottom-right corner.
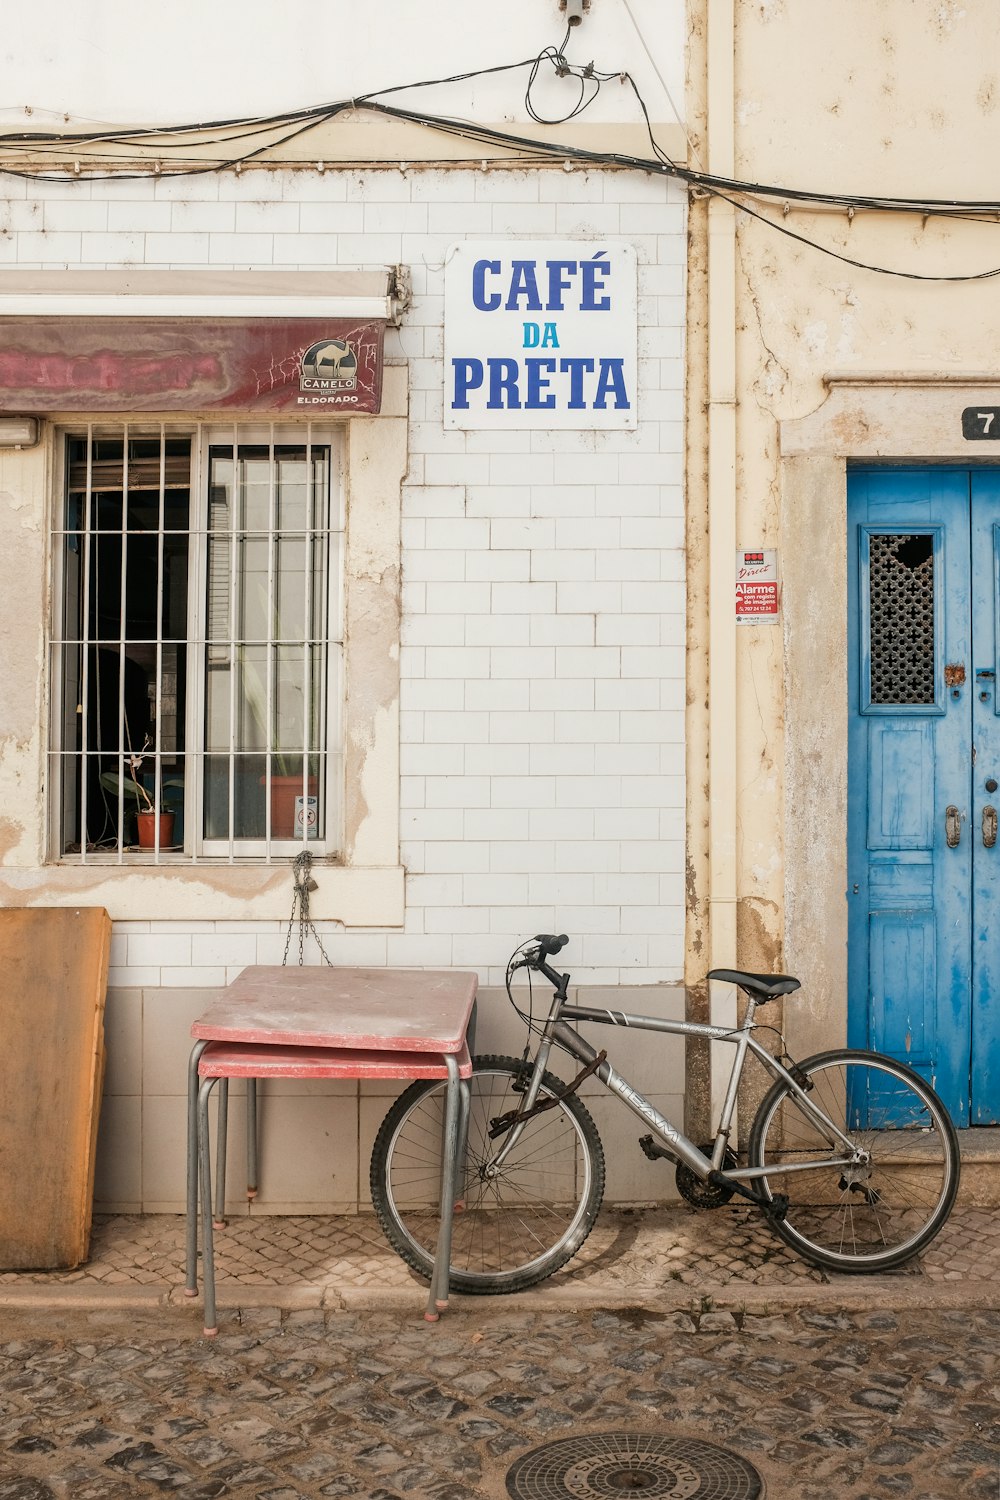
(370, 934), (961, 1294)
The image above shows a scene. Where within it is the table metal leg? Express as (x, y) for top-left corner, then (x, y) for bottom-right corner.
(453, 1064), (472, 1212)
(213, 1078), (229, 1227)
(246, 1078), (259, 1199)
(197, 1075), (220, 1337)
(185, 1040), (208, 1296)
(425, 1054), (466, 1322)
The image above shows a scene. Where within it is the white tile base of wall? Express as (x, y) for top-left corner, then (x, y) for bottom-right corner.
(95, 982), (687, 1213)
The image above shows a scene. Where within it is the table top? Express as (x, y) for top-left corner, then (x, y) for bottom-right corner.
(190, 966), (478, 1052)
(198, 1039), (473, 1080)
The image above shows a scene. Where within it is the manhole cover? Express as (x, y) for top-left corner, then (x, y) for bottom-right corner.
(506, 1432), (764, 1500)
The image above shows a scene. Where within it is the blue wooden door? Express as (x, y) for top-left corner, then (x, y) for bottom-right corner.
(848, 467), (1000, 1125)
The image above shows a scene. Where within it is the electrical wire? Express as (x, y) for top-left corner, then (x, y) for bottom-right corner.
(3, 28), (1000, 280)
(715, 188), (1000, 283)
(621, 0), (701, 169)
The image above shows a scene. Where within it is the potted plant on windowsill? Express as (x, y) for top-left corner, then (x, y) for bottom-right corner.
(100, 737), (182, 849)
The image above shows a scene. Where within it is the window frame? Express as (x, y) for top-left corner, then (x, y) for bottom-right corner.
(31, 370), (407, 925)
(50, 419), (345, 864)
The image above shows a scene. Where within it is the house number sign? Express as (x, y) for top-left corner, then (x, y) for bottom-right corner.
(962, 407), (1000, 439)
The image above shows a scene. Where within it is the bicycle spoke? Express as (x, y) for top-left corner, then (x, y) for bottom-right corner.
(749, 1050), (959, 1272)
(371, 1057), (605, 1292)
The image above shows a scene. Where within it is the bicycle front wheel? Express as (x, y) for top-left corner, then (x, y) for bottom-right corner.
(748, 1048), (959, 1273)
(370, 1054), (605, 1294)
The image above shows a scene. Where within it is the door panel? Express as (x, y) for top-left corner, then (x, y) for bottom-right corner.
(868, 911), (936, 1068)
(866, 720), (936, 849)
(970, 474), (1000, 1122)
(848, 468), (972, 1124)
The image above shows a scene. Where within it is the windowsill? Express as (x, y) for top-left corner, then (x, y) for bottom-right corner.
(0, 861), (405, 925)
(56, 849), (341, 864)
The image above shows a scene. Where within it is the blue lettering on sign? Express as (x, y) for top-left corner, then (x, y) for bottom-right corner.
(455, 250), (629, 416)
(594, 358), (628, 409)
(471, 260), (502, 311)
(545, 260), (577, 310)
(562, 357), (594, 409)
(526, 359), (556, 410)
(472, 251), (616, 312)
(522, 323), (561, 349)
(581, 253), (611, 310)
(450, 356), (630, 411)
(451, 358), (484, 408)
(505, 261), (544, 311)
(488, 359), (521, 409)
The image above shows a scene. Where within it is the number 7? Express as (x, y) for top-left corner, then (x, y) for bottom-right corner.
(978, 411), (995, 434)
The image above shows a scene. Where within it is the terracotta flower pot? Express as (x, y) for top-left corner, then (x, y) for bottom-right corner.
(136, 810), (175, 849)
(265, 776), (318, 838)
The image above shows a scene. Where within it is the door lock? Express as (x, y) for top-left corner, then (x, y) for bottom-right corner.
(984, 806), (998, 849)
(946, 805), (962, 847)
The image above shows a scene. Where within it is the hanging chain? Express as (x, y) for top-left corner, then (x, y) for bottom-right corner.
(281, 850), (333, 966)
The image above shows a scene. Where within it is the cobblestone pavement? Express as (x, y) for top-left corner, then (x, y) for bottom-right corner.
(0, 1301), (996, 1499)
(2, 1203), (1000, 1318)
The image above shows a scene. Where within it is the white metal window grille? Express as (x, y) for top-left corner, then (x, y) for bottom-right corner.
(51, 422), (343, 863)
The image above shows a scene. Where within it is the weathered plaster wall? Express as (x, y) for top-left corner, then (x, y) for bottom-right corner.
(687, 0), (1000, 1064)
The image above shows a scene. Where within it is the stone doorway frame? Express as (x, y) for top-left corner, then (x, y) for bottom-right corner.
(779, 374), (1000, 1060)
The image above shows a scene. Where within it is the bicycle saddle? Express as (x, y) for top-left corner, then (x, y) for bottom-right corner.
(707, 968), (801, 1001)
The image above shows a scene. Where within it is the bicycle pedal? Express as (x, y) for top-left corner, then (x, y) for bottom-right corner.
(762, 1193), (789, 1223)
(639, 1133), (674, 1163)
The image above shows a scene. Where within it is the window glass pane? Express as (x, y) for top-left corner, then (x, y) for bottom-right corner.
(203, 752), (267, 840)
(58, 431), (191, 855)
(237, 449), (272, 531)
(275, 447), (328, 530)
(202, 753), (324, 840)
(204, 654), (233, 754)
(203, 442), (332, 843)
(237, 536), (270, 640)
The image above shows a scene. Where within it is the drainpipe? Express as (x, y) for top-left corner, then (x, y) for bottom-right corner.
(706, 0), (738, 1120)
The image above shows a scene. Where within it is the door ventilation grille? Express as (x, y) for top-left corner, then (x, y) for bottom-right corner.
(869, 532), (935, 705)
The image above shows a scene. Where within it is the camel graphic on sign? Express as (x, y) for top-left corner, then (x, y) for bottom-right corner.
(300, 339), (358, 387)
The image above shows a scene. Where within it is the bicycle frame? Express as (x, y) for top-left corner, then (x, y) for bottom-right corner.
(495, 970), (862, 1186)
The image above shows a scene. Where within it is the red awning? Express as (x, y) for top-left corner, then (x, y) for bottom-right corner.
(0, 271), (403, 415)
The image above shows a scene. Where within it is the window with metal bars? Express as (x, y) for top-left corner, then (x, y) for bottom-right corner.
(51, 423), (343, 861)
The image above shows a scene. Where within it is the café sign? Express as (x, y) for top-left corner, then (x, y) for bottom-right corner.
(444, 241), (637, 430)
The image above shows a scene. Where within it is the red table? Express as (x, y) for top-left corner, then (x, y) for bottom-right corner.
(185, 966), (478, 1333)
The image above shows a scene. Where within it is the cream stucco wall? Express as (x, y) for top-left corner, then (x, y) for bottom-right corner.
(686, 1), (1000, 1078)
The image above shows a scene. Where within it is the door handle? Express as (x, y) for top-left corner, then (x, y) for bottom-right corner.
(946, 805), (962, 847)
(984, 806), (998, 849)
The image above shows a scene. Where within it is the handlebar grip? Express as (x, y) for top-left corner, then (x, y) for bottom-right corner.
(534, 933), (568, 956)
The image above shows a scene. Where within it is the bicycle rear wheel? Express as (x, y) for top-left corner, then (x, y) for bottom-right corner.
(370, 1054), (605, 1294)
(748, 1048), (959, 1272)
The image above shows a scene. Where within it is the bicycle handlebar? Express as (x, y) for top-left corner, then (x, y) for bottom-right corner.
(533, 933), (568, 957)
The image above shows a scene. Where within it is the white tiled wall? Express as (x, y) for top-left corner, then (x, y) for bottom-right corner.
(10, 163), (686, 1206)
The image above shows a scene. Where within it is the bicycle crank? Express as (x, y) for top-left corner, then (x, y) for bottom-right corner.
(675, 1144), (738, 1208)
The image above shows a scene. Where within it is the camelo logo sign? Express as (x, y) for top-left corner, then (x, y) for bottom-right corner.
(298, 339), (359, 404)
